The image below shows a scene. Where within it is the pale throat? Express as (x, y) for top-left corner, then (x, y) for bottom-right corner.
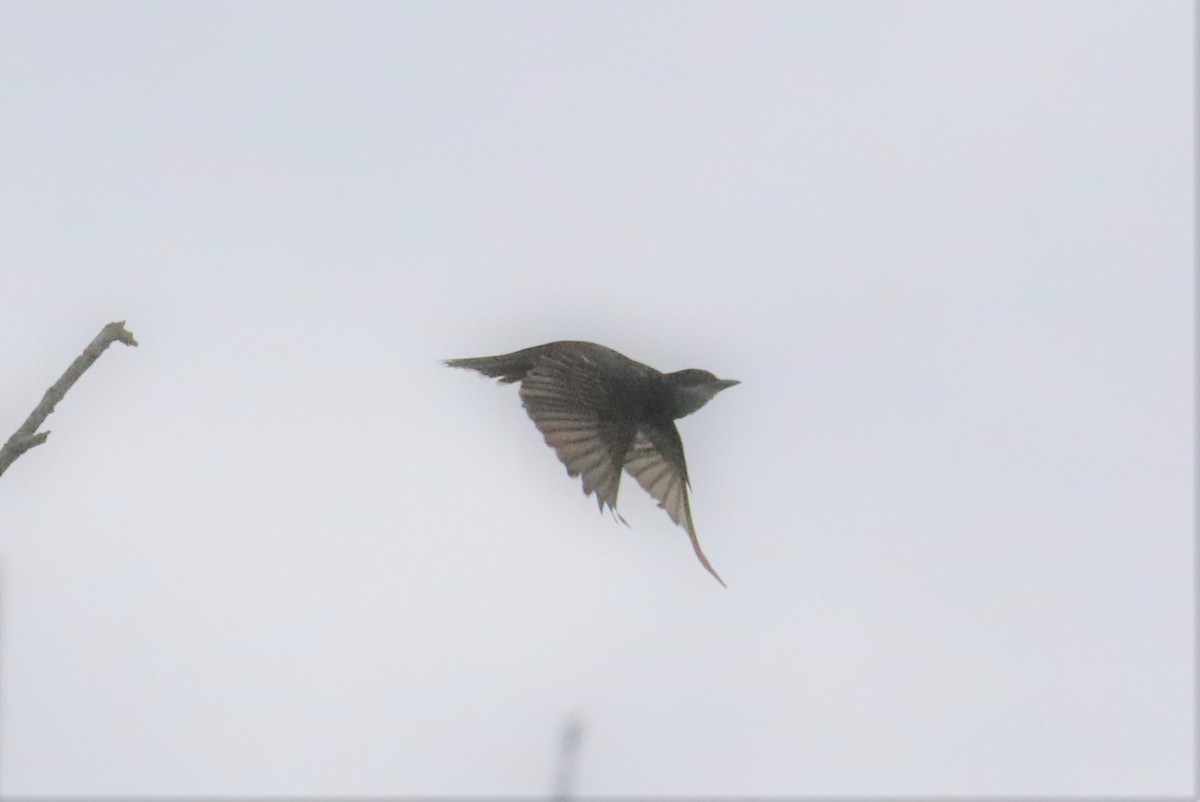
(674, 384), (719, 417)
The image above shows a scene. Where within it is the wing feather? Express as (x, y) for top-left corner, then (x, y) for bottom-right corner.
(519, 353), (634, 513)
(624, 426), (725, 587)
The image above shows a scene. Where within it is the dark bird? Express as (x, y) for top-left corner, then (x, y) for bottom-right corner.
(445, 341), (738, 586)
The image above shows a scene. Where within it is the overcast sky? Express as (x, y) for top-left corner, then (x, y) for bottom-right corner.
(0, 1), (1193, 796)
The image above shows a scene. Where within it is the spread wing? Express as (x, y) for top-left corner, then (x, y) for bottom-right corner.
(519, 351), (635, 515)
(624, 423), (726, 587)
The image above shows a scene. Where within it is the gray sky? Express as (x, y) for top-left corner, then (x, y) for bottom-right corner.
(0, 1), (1193, 796)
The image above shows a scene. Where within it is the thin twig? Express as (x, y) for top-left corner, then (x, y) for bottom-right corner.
(0, 321), (138, 479)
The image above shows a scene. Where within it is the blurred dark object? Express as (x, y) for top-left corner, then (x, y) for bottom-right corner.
(552, 714), (584, 800)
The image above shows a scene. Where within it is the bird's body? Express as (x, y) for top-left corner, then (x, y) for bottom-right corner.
(445, 341), (738, 585)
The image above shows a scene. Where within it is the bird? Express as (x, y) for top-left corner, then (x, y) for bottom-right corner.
(445, 341), (738, 586)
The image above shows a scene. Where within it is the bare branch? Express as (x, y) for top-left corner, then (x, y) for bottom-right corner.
(0, 321), (138, 479)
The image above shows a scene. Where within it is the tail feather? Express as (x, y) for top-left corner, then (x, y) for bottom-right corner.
(444, 347), (544, 384)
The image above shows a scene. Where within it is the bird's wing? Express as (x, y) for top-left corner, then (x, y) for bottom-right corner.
(624, 423), (725, 587)
(519, 352), (635, 515)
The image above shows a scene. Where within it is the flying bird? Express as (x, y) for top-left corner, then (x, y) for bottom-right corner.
(445, 341), (738, 586)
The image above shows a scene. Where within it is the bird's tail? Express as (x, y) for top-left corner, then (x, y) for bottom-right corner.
(444, 346), (546, 384)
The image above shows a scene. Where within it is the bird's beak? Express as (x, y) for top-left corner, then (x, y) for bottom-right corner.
(717, 379), (740, 390)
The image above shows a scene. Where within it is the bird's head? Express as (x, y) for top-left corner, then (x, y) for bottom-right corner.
(665, 369), (740, 417)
